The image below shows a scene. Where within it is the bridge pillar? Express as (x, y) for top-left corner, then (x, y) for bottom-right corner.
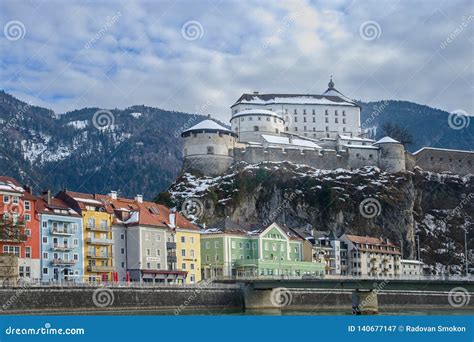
(352, 290), (378, 315)
(242, 285), (285, 314)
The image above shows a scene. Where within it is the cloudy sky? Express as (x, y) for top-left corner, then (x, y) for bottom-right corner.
(1, 0), (472, 121)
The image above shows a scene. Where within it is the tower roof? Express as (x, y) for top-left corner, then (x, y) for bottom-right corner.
(374, 136), (401, 144)
(181, 119), (236, 137)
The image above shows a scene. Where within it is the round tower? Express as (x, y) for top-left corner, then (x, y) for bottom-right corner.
(374, 136), (406, 172)
(230, 109), (284, 143)
(181, 118), (237, 176)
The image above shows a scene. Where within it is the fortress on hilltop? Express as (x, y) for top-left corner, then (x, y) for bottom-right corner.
(180, 79), (473, 176)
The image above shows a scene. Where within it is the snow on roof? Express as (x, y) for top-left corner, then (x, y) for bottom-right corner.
(343, 144), (379, 150)
(338, 135), (375, 142)
(233, 109), (282, 118)
(73, 197), (103, 205)
(234, 94), (357, 107)
(183, 119), (233, 134)
(374, 136), (400, 144)
(413, 147), (474, 155)
(261, 134), (322, 149)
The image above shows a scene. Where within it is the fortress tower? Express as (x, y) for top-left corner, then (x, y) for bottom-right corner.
(374, 136), (406, 172)
(181, 118), (237, 176)
(230, 108), (285, 143)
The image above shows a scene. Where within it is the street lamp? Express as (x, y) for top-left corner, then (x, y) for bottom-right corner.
(416, 235), (421, 261)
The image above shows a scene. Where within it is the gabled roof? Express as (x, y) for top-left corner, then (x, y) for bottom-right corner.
(36, 197), (81, 217)
(344, 234), (397, 247)
(232, 93), (359, 108)
(202, 220), (303, 240)
(182, 119), (236, 136)
(261, 134), (322, 149)
(0, 176), (25, 193)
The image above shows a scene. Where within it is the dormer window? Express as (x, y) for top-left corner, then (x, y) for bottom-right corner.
(207, 146), (214, 154)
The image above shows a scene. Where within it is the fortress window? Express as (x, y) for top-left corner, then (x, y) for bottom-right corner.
(369, 154), (373, 159)
(207, 146), (214, 154)
(327, 133), (330, 138)
(325, 118), (329, 123)
(313, 127), (316, 132)
(258, 117), (261, 121)
(253, 126), (259, 131)
(343, 110), (346, 116)
(439, 158), (443, 161)
(325, 126), (329, 132)
(312, 117), (315, 123)
(295, 117), (298, 122)
(312, 109), (315, 115)
(275, 129), (279, 133)
(285, 127), (289, 131)
(294, 109), (297, 114)
(192, 133), (197, 138)
(343, 118), (346, 124)
(325, 109), (328, 115)
(304, 126), (307, 131)
(335, 110), (338, 116)
(294, 127), (298, 132)
(241, 117), (244, 122)
(303, 109), (306, 114)
(266, 117), (270, 121)
(303, 117), (307, 123)
(335, 118), (338, 123)
(285, 109), (288, 114)
(343, 127), (346, 132)
(274, 117), (276, 123)
(313, 134), (317, 138)
(249, 116), (253, 121)
(430, 157), (434, 161)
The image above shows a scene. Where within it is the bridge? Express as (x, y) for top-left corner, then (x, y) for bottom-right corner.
(214, 276), (474, 314)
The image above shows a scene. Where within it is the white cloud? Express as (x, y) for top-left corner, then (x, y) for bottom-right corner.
(0, 0), (472, 121)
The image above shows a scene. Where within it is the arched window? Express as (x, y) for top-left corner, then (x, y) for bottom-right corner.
(253, 126), (259, 131)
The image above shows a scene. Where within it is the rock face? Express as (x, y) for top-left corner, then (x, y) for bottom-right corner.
(163, 162), (473, 274)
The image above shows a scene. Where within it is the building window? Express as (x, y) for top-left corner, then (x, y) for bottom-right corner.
(42, 236), (48, 244)
(343, 110), (346, 116)
(25, 229), (31, 236)
(24, 201), (30, 211)
(312, 109), (315, 115)
(326, 126), (329, 132)
(215, 241), (219, 248)
(335, 118), (338, 123)
(146, 262), (151, 269)
(207, 146), (214, 154)
(121, 248), (125, 255)
(146, 248), (151, 256)
(294, 109), (297, 114)
(231, 241), (236, 249)
(335, 110), (338, 116)
(12, 196), (19, 204)
(206, 242), (210, 249)
(42, 221), (47, 228)
(181, 249), (186, 257)
(43, 252), (48, 259)
(182, 263), (186, 270)
(325, 109), (328, 115)
(3, 195), (9, 203)
(181, 236), (185, 243)
(294, 117), (298, 123)
(25, 247), (31, 258)
(120, 233), (125, 240)
(43, 268), (48, 275)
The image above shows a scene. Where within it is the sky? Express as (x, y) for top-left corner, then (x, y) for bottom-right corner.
(1, 0), (473, 121)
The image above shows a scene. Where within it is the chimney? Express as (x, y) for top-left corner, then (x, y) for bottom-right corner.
(253, 91), (259, 95)
(42, 190), (51, 205)
(135, 194), (143, 203)
(109, 191), (117, 200)
(169, 209), (176, 228)
(23, 185), (33, 194)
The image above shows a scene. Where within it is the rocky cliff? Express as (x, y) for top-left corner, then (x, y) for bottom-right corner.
(161, 162), (473, 274)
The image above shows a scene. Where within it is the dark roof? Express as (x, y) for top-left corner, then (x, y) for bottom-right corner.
(232, 93), (359, 108)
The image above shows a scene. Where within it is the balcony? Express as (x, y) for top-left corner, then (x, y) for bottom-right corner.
(51, 259), (76, 266)
(87, 265), (114, 272)
(86, 237), (113, 245)
(51, 244), (73, 251)
(87, 252), (112, 259)
(50, 227), (75, 236)
(167, 255), (177, 263)
(86, 224), (111, 232)
(166, 242), (176, 249)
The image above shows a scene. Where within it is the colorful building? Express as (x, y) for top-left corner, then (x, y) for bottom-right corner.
(0, 177), (40, 281)
(200, 221), (324, 279)
(37, 193), (84, 282)
(57, 191), (114, 282)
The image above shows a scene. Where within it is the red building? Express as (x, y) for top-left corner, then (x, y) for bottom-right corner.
(0, 176), (41, 280)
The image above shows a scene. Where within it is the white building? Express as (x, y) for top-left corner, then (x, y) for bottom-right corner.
(230, 78), (361, 139)
(400, 259), (425, 277)
(340, 234), (402, 278)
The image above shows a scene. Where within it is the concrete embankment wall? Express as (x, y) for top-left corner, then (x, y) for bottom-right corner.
(1, 286), (472, 314)
(285, 289), (474, 311)
(0, 286), (243, 315)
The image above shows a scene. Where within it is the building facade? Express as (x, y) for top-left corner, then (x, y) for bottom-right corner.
(57, 191), (114, 282)
(37, 195), (84, 282)
(340, 234), (402, 278)
(0, 177), (40, 281)
(201, 222), (324, 279)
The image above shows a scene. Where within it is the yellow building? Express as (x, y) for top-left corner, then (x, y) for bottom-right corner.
(176, 227), (201, 283)
(57, 191), (114, 282)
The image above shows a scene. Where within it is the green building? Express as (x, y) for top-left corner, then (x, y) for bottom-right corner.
(200, 221), (324, 278)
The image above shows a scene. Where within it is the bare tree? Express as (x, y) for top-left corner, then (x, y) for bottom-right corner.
(381, 122), (413, 146)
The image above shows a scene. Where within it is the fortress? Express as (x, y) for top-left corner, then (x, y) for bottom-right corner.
(181, 79), (473, 176)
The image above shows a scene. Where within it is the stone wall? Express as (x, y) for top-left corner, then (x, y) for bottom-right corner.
(0, 285), (243, 314)
(414, 148), (473, 175)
